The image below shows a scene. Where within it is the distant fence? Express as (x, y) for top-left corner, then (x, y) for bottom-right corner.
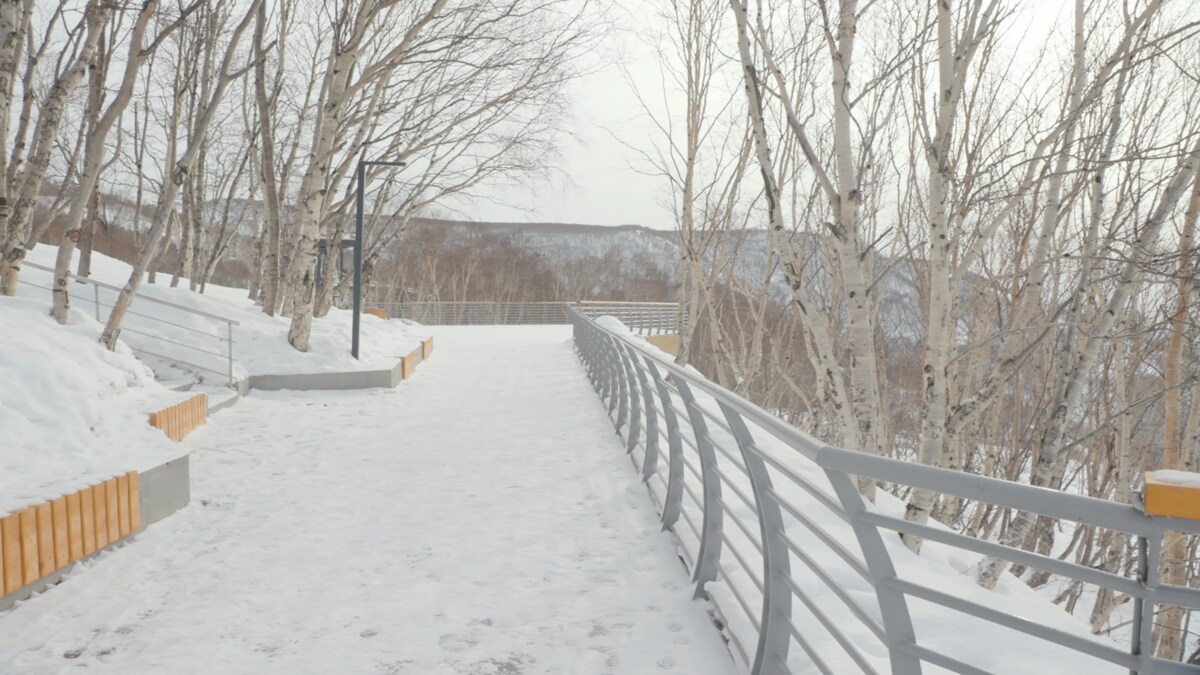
(373, 300), (681, 335)
(569, 305), (1200, 675)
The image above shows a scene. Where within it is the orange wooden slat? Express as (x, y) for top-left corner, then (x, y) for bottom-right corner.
(80, 486), (97, 555)
(93, 483), (109, 549)
(51, 497), (68, 570)
(105, 478), (120, 543)
(35, 503), (55, 576)
(116, 475), (131, 537)
(0, 518), (4, 595)
(2, 513), (21, 594)
(66, 492), (83, 562)
(129, 471), (141, 532)
(19, 508), (39, 585)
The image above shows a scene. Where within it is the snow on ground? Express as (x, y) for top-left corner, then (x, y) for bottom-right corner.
(0, 326), (734, 675)
(0, 297), (182, 516)
(18, 246), (426, 383)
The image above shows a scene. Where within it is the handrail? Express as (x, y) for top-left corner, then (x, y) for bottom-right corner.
(567, 304), (1200, 675)
(24, 261), (241, 326)
(18, 261), (239, 386)
(373, 299), (684, 334)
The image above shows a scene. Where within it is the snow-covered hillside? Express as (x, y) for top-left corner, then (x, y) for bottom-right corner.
(3, 245), (426, 516)
(18, 246), (426, 382)
(0, 296), (180, 516)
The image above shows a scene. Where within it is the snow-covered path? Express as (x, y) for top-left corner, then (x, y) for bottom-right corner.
(0, 327), (733, 675)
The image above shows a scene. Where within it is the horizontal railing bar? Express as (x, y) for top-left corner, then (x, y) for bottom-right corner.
(131, 349), (227, 378)
(1155, 584), (1200, 612)
(709, 597), (753, 668)
(884, 577), (1137, 670)
(119, 328), (228, 359)
(22, 261), (240, 325)
(1145, 656), (1200, 674)
(722, 500), (765, 554)
(120, 308), (231, 340)
(710, 436), (751, 473)
(859, 511), (1146, 599)
(894, 641), (991, 675)
(756, 453), (850, 525)
(784, 615), (837, 675)
(714, 466), (759, 516)
(772, 488), (871, 582)
(717, 562), (763, 631)
(782, 573), (882, 675)
(815, 449), (1180, 536)
(677, 500), (703, 548)
(718, 528), (765, 593)
(780, 530), (886, 642)
(681, 480), (707, 522)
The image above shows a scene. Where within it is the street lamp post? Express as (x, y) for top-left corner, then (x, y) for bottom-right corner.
(353, 158), (406, 359)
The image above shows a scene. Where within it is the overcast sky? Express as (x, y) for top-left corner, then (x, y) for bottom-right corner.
(455, 0), (1076, 231)
(452, 1), (675, 229)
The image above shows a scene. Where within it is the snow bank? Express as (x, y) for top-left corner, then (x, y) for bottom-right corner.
(4, 244), (428, 515)
(18, 246), (427, 382)
(0, 297), (182, 516)
(1148, 469), (1200, 488)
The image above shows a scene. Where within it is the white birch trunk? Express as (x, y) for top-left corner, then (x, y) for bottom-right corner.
(1, 0), (109, 295)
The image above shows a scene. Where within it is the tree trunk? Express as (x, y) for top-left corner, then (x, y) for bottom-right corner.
(1153, 164), (1200, 659)
(977, 139), (1200, 589)
(1, 0), (109, 295)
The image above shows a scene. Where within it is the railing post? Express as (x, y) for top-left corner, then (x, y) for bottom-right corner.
(717, 401), (792, 675)
(226, 323), (235, 386)
(1131, 532), (1161, 674)
(612, 336), (629, 430)
(823, 459), (921, 675)
(675, 378), (723, 598)
(646, 360), (683, 529)
(603, 334), (619, 412)
(616, 342), (642, 453)
(93, 283), (101, 321)
(631, 351), (659, 481)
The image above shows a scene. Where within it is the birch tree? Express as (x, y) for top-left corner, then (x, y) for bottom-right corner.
(50, 0), (197, 322)
(100, 0), (260, 349)
(0, 0), (111, 295)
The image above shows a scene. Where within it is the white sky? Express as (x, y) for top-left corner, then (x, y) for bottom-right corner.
(455, 0), (1076, 230)
(454, 1), (674, 229)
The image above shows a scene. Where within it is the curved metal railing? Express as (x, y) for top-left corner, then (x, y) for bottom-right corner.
(569, 305), (1200, 675)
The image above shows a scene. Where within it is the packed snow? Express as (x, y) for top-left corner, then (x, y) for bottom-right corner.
(0, 327), (734, 674)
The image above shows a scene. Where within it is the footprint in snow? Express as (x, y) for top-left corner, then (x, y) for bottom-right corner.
(438, 633), (478, 652)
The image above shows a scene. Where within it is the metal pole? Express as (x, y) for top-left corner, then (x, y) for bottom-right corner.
(352, 160), (365, 359)
(351, 159), (405, 359)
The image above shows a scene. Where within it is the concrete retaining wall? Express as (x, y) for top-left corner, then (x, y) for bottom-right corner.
(0, 454), (190, 612)
(245, 336), (434, 392)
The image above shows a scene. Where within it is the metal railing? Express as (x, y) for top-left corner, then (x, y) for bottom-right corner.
(19, 261), (239, 386)
(376, 300), (681, 334)
(569, 305), (1200, 675)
